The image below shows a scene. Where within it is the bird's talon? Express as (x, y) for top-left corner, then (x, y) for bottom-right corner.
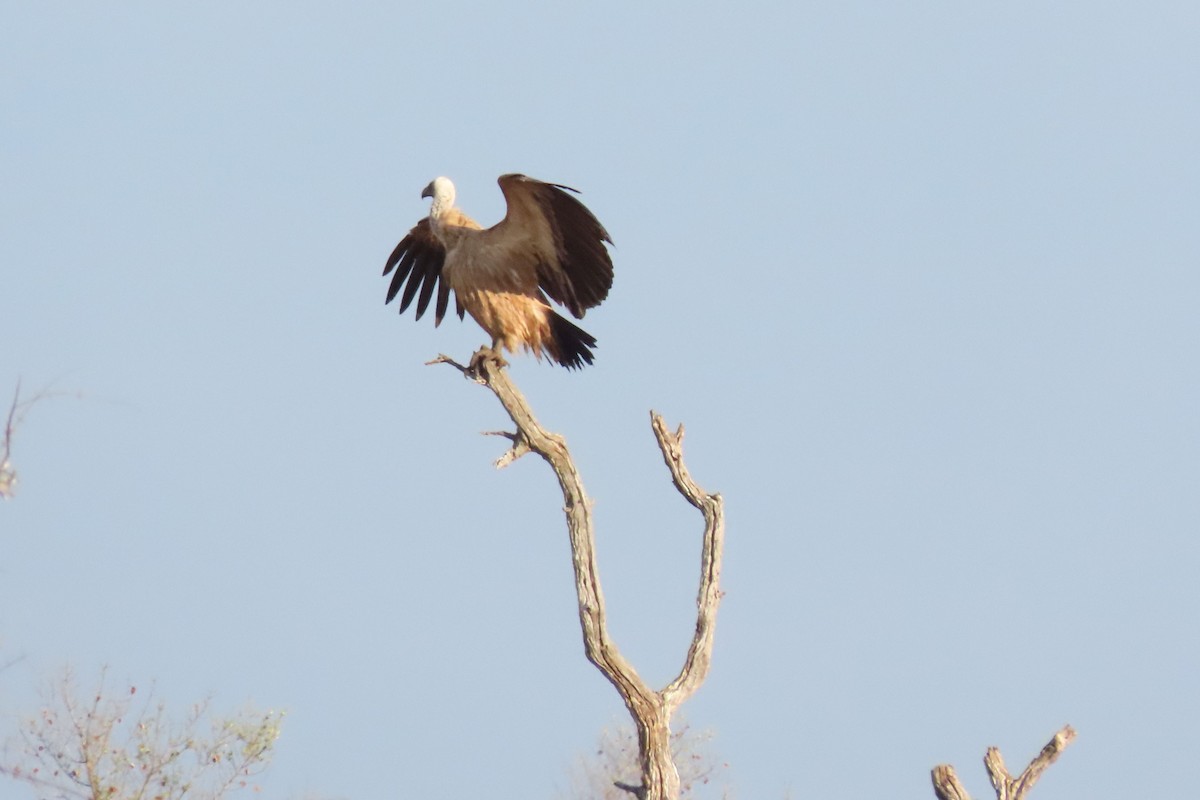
(467, 346), (507, 376)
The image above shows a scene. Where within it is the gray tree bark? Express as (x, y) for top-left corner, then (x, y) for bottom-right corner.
(433, 352), (725, 800)
(932, 725), (1076, 800)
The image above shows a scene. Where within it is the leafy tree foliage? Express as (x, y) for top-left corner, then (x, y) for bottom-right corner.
(2, 669), (283, 800)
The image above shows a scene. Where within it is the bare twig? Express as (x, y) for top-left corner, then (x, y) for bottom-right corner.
(432, 355), (725, 800)
(425, 353), (480, 381)
(1, 381), (21, 498)
(931, 726), (1076, 800)
(483, 429), (532, 468)
(1, 380), (85, 499)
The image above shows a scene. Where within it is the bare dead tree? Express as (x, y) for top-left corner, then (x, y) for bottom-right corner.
(932, 725), (1076, 800)
(1, 379), (83, 499)
(1, 381), (24, 498)
(430, 351), (725, 800)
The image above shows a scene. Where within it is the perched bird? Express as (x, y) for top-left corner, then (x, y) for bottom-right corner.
(383, 174), (614, 369)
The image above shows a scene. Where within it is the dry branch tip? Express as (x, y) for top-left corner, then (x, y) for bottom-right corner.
(425, 353), (486, 383)
(931, 765), (972, 800)
(485, 430), (531, 469)
(933, 725), (1076, 800)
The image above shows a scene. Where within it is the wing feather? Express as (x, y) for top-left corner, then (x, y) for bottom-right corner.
(382, 175), (610, 354)
(494, 174), (614, 319)
(383, 218), (451, 325)
(383, 241), (416, 302)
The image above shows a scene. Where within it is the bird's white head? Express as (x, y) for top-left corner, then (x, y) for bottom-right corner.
(420, 176), (456, 217)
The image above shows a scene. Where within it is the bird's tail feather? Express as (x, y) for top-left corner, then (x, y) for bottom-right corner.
(547, 313), (597, 369)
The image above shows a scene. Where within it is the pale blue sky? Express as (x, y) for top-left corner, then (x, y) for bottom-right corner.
(3, 3), (1198, 798)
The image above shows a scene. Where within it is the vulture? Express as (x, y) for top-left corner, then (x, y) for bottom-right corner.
(383, 173), (614, 369)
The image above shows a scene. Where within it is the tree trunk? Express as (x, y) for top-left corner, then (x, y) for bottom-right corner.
(635, 700), (680, 800)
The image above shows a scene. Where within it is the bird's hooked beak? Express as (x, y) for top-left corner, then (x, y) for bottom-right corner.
(420, 181), (435, 200)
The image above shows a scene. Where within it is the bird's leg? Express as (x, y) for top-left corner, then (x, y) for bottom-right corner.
(487, 338), (510, 368)
(468, 341), (508, 374)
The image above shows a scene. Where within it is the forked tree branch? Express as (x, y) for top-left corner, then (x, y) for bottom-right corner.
(430, 351), (725, 800)
(932, 725), (1076, 800)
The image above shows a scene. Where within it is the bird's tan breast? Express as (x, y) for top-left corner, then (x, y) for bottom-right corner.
(433, 209), (551, 356)
(455, 284), (550, 355)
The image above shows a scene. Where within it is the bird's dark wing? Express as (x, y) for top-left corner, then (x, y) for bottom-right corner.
(493, 174), (614, 319)
(383, 217), (458, 326)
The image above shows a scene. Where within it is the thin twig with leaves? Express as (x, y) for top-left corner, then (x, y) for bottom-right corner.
(1, 668), (284, 800)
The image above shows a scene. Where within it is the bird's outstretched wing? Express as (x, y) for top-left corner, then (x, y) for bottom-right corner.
(383, 217), (460, 326)
(490, 174), (614, 319)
